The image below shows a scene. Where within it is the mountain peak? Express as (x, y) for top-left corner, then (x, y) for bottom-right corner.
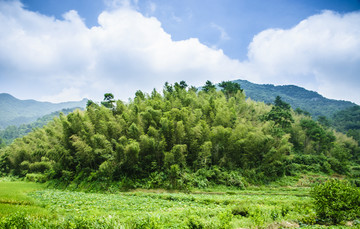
(0, 93), (17, 100)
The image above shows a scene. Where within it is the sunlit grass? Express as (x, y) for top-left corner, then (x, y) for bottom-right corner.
(26, 184), (314, 228)
(0, 180), (352, 228)
(0, 181), (52, 217)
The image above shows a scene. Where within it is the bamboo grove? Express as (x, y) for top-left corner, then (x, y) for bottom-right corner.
(0, 81), (359, 188)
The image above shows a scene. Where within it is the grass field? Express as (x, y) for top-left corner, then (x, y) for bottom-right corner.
(0, 179), (353, 228)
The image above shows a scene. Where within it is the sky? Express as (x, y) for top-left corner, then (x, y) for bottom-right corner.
(0, 0), (359, 104)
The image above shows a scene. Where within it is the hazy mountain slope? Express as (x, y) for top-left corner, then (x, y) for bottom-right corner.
(0, 93), (87, 129)
(331, 105), (360, 144)
(0, 108), (79, 145)
(234, 79), (356, 118)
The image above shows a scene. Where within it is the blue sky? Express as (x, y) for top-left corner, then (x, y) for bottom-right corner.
(1, 0), (360, 104)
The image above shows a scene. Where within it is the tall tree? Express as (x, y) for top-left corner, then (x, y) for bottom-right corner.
(101, 93), (115, 109)
(202, 80), (216, 93)
(274, 96), (291, 110)
(264, 96), (294, 130)
(218, 81), (243, 98)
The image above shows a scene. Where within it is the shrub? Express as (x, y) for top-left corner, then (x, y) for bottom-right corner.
(231, 205), (249, 217)
(0, 212), (31, 229)
(132, 214), (163, 229)
(25, 173), (47, 183)
(217, 210), (233, 229)
(29, 161), (52, 173)
(311, 179), (360, 224)
(187, 215), (205, 229)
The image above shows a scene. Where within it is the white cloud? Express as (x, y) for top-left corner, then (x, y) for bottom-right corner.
(241, 10), (360, 103)
(0, 1), (359, 105)
(0, 1), (241, 102)
(104, 0), (130, 9)
(41, 87), (86, 103)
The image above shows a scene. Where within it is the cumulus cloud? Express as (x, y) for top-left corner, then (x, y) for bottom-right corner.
(241, 10), (360, 103)
(0, 1), (359, 104)
(0, 0), (241, 102)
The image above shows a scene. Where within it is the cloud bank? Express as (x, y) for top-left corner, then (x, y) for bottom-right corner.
(0, 1), (359, 104)
(243, 10), (360, 104)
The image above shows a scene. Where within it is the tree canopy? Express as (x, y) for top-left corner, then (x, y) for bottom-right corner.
(0, 82), (359, 188)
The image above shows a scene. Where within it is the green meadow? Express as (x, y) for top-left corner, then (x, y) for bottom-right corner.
(0, 179), (335, 229)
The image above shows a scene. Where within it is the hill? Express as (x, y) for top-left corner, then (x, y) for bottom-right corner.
(1, 82), (358, 188)
(0, 108), (80, 146)
(330, 105), (360, 144)
(0, 93), (87, 129)
(234, 79), (356, 118)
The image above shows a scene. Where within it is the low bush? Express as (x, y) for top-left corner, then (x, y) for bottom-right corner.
(311, 179), (360, 224)
(0, 212), (31, 229)
(25, 173), (47, 183)
(231, 205), (249, 217)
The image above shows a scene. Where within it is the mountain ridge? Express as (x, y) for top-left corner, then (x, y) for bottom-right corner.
(0, 93), (87, 129)
(234, 79), (357, 118)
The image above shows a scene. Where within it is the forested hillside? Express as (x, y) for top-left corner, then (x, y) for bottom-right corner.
(0, 108), (79, 146)
(0, 81), (359, 188)
(235, 79), (356, 118)
(0, 93), (87, 129)
(331, 106), (360, 145)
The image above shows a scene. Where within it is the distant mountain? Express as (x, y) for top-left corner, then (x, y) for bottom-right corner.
(331, 105), (360, 144)
(0, 93), (87, 129)
(0, 108), (78, 145)
(233, 79), (357, 118)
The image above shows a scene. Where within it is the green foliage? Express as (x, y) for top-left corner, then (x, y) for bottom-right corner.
(0, 212), (32, 229)
(0, 180), (330, 228)
(331, 105), (360, 146)
(274, 96), (291, 110)
(300, 119), (335, 154)
(0, 137), (5, 149)
(263, 96), (294, 130)
(217, 210), (233, 229)
(218, 81), (242, 99)
(311, 179), (360, 224)
(25, 173), (47, 183)
(317, 115), (331, 127)
(1, 81), (359, 188)
(187, 215), (205, 229)
(0, 108), (78, 145)
(202, 80), (216, 93)
(295, 107), (311, 116)
(101, 93), (115, 109)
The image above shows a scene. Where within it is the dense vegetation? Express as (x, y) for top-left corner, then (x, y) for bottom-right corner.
(0, 180), (314, 228)
(0, 81), (359, 188)
(235, 79), (356, 118)
(330, 105), (360, 145)
(312, 179), (360, 224)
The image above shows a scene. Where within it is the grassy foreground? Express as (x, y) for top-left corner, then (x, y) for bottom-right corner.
(0, 179), (354, 228)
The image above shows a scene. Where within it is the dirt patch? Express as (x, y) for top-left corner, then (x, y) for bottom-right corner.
(266, 221), (300, 228)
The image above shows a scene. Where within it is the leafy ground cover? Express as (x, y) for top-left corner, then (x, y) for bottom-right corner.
(0, 179), (313, 228)
(0, 179), (359, 228)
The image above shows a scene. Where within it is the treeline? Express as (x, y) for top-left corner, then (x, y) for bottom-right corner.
(0, 81), (359, 188)
(234, 79), (356, 119)
(330, 105), (360, 145)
